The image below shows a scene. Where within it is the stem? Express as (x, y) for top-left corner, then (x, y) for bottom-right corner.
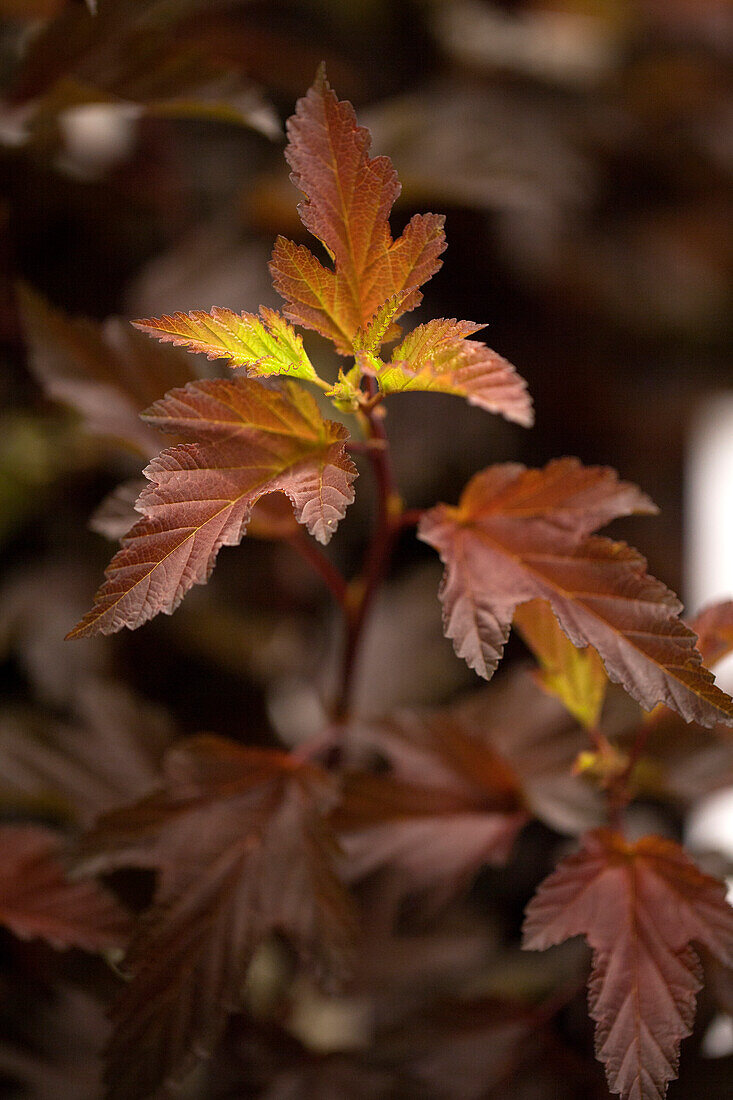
(287, 531), (348, 608)
(333, 406), (401, 722)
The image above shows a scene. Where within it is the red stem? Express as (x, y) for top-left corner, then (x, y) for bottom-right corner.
(287, 531), (348, 608)
(333, 406), (401, 722)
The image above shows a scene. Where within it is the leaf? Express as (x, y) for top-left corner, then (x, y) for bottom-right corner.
(17, 284), (196, 458)
(0, 984), (108, 1100)
(689, 600), (733, 667)
(335, 770), (527, 909)
(88, 479), (146, 540)
(418, 458), (733, 728)
(270, 67), (446, 355)
(333, 705), (535, 908)
(68, 378), (356, 637)
(0, 824), (129, 952)
(133, 305), (327, 386)
(80, 735), (355, 1099)
(376, 318), (534, 427)
(523, 829), (733, 1100)
(513, 599), (608, 729)
(0, 678), (172, 826)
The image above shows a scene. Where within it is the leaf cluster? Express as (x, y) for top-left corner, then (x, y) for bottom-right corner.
(11, 66), (733, 1100)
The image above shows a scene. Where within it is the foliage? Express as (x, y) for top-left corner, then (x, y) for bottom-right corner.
(5, 33), (733, 1100)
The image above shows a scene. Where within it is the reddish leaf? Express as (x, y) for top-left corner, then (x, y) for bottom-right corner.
(335, 771), (526, 908)
(68, 378), (356, 637)
(0, 678), (172, 826)
(376, 318), (534, 427)
(0, 825), (129, 952)
(17, 284), (195, 458)
(80, 735), (355, 1099)
(333, 706), (534, 907)
(270, 68), (446, 354)
(419, 458), (733, 728)
(132, 305), (326, 385)
(689, 600), (733, 667)
(523, 829), (733, 1100)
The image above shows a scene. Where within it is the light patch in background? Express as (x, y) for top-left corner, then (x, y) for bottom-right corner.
(685, 392), (733, 1060)
(685, 392), (733, 616)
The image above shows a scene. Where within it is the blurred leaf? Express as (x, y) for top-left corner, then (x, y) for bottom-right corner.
(18, 284), (197, 457)
(513, 598), (608, 729)
(0, 824), (129, 952)
(0, 678), (173, 825)
(81, 735), (356, 1099)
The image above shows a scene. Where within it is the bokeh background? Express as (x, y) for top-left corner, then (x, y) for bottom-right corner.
(0, 1), (732, 1096)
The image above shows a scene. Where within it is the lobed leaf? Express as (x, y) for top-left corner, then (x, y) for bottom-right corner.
(80, 735), (355, 1099)
(68, 378), (356, 638)
(133, 305), (326, 386)
(419, 458), (733, 728)
(523, 829), (733, 1100)
(0, 824), (129, 953)
(377, 318), (534, 427)
(270, 67), (446, 354)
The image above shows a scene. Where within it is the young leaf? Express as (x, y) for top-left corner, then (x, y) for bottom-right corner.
(513, 599), (607, 729)
(80, 736), (355, 1099)
(0, 825), (129, 953)
(376, 318), (534, 427)
(68, 378), (356, 637)
(270, 67), (446, 354)
(418, 458), (733, 728)
(523, 829), (733, 1100)
(17, 284), (196, 458)
(133, 305), (327, 386)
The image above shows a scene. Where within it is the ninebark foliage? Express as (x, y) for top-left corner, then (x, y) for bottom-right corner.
(35, 69), (733, 1099)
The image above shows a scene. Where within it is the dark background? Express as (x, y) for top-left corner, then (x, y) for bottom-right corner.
(0, 1), (731, 1096)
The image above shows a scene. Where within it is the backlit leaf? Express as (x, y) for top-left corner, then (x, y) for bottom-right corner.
(513, 599), (608, 729)
(419, 458), (733, 728)
(523, 829), (733, 1100)
(68, 378), (356, 637)
(80, 735), (355, 1099)
(270, 67), (446, 354)
(376, 318), (534, 427)
(133, 305), (326, 386)
(0, 824), (129, 953)
(17, 284), (195, 458)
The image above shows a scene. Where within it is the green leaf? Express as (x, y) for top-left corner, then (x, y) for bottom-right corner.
(376, 319), (533, 427)
(133, 306), (327, 387)
(513, 599), (608, 729)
